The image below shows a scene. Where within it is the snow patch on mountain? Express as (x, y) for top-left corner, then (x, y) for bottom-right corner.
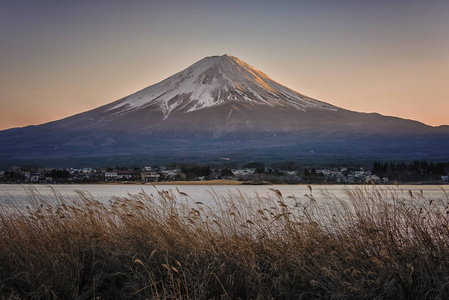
(108, 54), (337, 119)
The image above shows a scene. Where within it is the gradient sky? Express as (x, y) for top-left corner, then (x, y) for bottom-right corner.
(1, 0), (448, 130)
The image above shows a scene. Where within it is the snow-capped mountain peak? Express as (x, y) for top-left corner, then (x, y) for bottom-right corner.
(108, 54), (337, 119)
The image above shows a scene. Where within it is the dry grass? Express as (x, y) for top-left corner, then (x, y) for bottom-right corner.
(1, 185), (449, 299)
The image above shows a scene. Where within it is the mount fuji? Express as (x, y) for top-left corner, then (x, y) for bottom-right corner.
(1, 54), (448, 167)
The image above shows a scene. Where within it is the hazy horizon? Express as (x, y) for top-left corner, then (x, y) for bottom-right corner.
(1, 0), (448, 130)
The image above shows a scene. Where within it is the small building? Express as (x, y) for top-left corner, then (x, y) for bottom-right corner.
(30, 174), (41, 183)
(316, 169), (331, 176)
(83, 168), (93, 177)
(117, 171), (139, 180)
(160, 169), (180, 180)
(141, 172), (160, 182)
(365, 175), (381, 184)
(232, 168), (255, 176)
(105, 172), (118, 180)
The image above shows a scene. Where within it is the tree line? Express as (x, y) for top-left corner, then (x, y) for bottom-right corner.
(373, 160), (449, 181)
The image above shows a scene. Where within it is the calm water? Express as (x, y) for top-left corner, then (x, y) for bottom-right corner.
(0, 184), (447, 207)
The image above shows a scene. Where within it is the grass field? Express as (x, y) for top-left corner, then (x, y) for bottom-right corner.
(1, 186), (448, 299)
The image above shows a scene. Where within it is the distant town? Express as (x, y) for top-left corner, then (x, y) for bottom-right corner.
(0, 160), (448, 184)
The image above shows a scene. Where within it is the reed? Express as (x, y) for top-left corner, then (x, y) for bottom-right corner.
(0, 185), (448, 299)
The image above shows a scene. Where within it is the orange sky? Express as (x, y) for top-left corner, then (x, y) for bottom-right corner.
(1, 0), (448, 130)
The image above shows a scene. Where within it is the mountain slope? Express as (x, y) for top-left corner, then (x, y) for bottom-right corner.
(0, 54), (448, 167)
(107, 54), (337, 118)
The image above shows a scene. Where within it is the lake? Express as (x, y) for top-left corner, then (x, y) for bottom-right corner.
(0, 183), (448, 208)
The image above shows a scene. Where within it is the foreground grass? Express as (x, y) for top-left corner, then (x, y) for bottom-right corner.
(1, 186), (449, 299)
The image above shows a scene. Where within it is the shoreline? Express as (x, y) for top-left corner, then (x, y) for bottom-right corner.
(149, 179), (242, 185)
(102, 179), (243, 186)
(1, 180), (448, 186)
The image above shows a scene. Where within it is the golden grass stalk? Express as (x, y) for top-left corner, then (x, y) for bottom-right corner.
(0, 185), (448, 299)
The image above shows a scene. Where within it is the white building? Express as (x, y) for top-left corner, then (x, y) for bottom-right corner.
(105, 172), (118, 180)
